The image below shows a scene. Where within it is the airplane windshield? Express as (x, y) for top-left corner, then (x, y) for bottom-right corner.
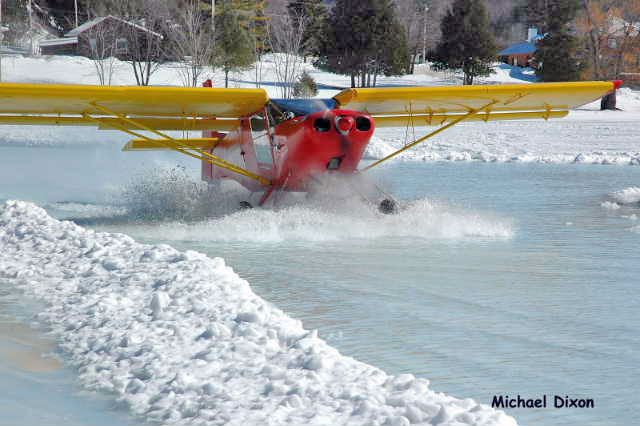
(269, 98), (337, 122)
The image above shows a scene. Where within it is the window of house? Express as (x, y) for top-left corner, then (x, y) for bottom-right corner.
(608, 38), (617, 49)
(115, 38), (128, 53)
(89, 38), (97, 52)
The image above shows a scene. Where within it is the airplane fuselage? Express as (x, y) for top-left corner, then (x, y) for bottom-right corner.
(202, 108), (375, 197)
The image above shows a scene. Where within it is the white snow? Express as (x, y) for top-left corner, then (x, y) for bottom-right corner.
(611, 187), (640, 205)
(600, 201), (621, 210)
(0, 200), (516, 426)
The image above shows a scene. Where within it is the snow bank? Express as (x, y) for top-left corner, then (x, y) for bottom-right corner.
(600, 187), (640, 211)
(0, 200), (516, 426)
(611, 187), (640, 205)
(367, 116), (640, 165)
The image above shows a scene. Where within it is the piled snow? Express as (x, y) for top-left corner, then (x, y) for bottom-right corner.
(0, 200), (516, 426)
(600, 201), (621, 210)
(600, 187), (640, 211)
(611, 187), (640, 205)
(364, 136), (398, 160)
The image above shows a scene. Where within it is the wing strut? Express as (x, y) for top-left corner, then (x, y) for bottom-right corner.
(84, 103), (271, 186)
(360, 101), (499, 172)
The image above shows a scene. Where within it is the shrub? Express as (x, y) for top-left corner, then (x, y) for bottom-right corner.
(293, 71), (318, 98)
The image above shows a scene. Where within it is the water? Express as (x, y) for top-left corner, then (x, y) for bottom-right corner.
(0, 285), (146, 426)
(1, 144), (639, 426)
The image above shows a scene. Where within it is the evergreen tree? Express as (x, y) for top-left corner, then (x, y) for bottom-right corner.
(520, 0), (580, 34)
(209, 0), (268, 54)
(525, 0), (583, 82)
(287, 0), (327, 59)
(214, 4), (254, 88)
(428, 0), (497, 85)
(534, 32), (583, 82)
(315, 0), (409, 88)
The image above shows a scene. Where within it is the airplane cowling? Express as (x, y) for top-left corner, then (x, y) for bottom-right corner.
(272, 109), (375, 191)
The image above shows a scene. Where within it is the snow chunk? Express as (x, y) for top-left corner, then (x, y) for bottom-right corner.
(611, 187), (640, 205)
(601, 201), (621, 210)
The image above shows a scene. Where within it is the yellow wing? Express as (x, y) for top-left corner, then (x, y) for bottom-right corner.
(0, 82), (268, 130)
(0, 82), (272, 184)
(334, 81), (617, 127)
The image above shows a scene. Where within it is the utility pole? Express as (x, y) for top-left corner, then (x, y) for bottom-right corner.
(28, 0), (33, 56)
(0, 0), (3, 82)
(74, 0), (78, 28)
(422, 5), (429, 63)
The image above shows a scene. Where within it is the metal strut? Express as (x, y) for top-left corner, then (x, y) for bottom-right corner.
(360, 100), (499, 172)
(83, 103), (271, 186)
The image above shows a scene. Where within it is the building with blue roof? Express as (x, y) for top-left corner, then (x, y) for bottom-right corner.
(499, 28), (542, 68)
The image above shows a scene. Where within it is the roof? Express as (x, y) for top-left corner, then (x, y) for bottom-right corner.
(40, 37), (78, 47)
(65, 15), (162, 39)
(500, 42), (537, 56)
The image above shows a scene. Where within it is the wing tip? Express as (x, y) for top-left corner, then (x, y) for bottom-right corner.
(613, 80), (624, 90)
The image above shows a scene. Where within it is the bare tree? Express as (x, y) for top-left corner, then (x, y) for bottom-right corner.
(87, 21), (120, 85)
(267, 12), (307, 99)
(395, 0), (425, 71)
(578, 0), (640, 108)
(81, 7), (122, 86)
(169, 1), (213, 87)
(124, 0), (167, 86)
(252, 33), (265, 88)
(87, 0), (167, 86)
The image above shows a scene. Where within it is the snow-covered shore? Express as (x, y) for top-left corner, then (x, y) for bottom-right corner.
(2, 54), (639, 166)
(0, 200), (516, 426)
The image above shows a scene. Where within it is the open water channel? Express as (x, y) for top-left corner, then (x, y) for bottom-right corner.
(1, 144), (639, 426)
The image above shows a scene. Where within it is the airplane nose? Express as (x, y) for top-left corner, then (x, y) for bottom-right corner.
(336, 116), (355, 134)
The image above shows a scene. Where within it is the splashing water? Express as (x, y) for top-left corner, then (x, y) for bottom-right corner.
(120, 166), (250, 222)
(93, 166), (516, 242)
(156, 199), (514, 243)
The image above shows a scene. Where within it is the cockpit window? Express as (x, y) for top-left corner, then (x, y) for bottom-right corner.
(268, 98), (337, 125)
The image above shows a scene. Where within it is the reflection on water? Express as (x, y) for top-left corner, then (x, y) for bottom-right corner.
(0, 286), (145, 426)
(0, 319), (61, 374)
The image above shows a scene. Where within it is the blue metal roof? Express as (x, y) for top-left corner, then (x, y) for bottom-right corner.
(500, 42), (537, 56)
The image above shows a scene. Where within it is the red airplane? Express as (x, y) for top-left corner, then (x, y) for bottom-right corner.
(0, 80), (621, 213)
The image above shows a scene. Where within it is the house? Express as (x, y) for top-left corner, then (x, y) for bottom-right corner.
(499, 42), (537, 67)
(499, 28), (542, 68)
(39, 15), (163, 60)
